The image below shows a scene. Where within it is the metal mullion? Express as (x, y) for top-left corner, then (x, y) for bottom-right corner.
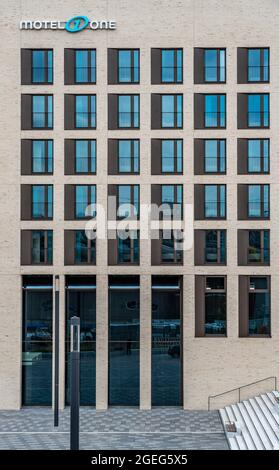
(87, 140), (91, 173)
(131, 95), (134, 128)
(44, 140), (48, 173)
(131, 140), (134, 173)
(131, 50), (134, 83)
(44, 230), (48, 263)
(174, 95), (177, 128)
(88, 50), (91, 83)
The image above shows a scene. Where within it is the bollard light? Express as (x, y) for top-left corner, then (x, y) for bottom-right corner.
(70, 316), (80, 450)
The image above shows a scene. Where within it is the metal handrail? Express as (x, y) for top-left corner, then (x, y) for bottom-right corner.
(208, 376), (277, 411)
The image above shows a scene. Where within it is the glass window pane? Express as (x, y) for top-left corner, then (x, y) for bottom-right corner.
(32, 141), (45, 173)
(205, 95), (218, 127)
(205, 292), (226, 334)
(162, 50), (175, 82)
(75, 231), (88, 263)
(162, 140), (174, 172)
(249, 292), (270, 335)
(76, 186), (88, 218)
(32, 186), (45, 218)
(152, 288), (181, 406)
(109, 286), (139, 405)
(205, 49), (217, 82)
(205, 230), (217, 263)
(75, 50), (88, 82)
(205, 185), (217, 217)
(118, 50), (132, 82)
(118, 95), (131, 127)
(263, 49), (269, 81)
(248, 185), (261, 217)
(205, 140), (218, 172)
(219, 50), (226, 82)
(220, 185), (226, 217)
(76, 96), (88, 128)
(162, 95), (174, 127)
(248, 94), (261, 127)
(248, 139), (261, 172)
(32, 51), (48, 83)
(248, 49), (261, 81)
(76, 141), (89, 173)
(32, 96), (46, 127)
(119, 140), (131, 172)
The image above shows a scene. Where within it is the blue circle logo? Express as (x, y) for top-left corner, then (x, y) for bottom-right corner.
(65, 15), (89, 32)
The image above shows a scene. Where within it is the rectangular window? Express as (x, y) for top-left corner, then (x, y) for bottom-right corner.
(204, 94), (226, 128)
(161, 140), (182, 173)
(75, 50), (96, 83)
(22, 276), (53, 405)
(32, 185), (53, 219)
(75, 185), (96, 219)
(248, 277), (270, 335)
(75, 95), (96, 128)
(75, 231), (96, 264)
(32, 50), (53, 83)
(248, 184), (269, 218)
(75, 140), (96, 174)
(109, 276), (140, 405)
(118, 49), (139, 83)
(205, 230), (226, 264)
(32, 140), (53, 173)
(161, 185), (183, 220)
(117, 185), (139, 219)
(65, 277), (96, 405)
(204, 49), (226, 82)
(248, 48), (269, 82)
(205, 277), (226, 335)
(31, 230), (53, 264)
(117, 230), (139, 264)
(248, 230), (269, 264)
(118, 140), (139, 173)
(161, 94), (183, 128)
(152, 277), (182, 406)
(247, 139), (269, 173)
(161, 49), (183, 83)
(118, 95), (139, 128)
(32, 95), (53, 129)
(204, 185), (226, 218)
(247, 94), (269, 128)
(161, 230), (183, 263)
(204, 139), (226, 173)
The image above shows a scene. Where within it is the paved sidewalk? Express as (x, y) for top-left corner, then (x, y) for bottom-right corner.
(0, 408), (228, 450)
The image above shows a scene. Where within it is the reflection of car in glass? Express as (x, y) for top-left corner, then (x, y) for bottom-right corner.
(26, 326), (51, 340)
(168, 344), (180, 358)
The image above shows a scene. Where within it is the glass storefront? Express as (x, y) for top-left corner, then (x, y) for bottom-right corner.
(22, 276), (53, 405)
(152, 276), (182, 406)
(109, 276), (140, 405)
(65, 276), (96, 405)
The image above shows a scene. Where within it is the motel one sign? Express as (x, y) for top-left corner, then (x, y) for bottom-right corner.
(20, 15), (116, 32)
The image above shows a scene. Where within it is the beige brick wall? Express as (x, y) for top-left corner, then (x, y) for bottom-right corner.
(0, 0), (278, 409)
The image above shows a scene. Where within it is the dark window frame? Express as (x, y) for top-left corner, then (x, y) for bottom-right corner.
(247, 184), (270, 219)
(31, 184), (53, 220)
(117, 49), (140, 84)
(31, 230), (53, 265)
(74, 139), (96, 174)
(31, 49), (53, 85)
(117, 94), (140, 129)
(117, 139), (140, 174)
(247, 47), (270, 83)
(160, 184), (183, 220)
(247, 93), (270, 129)
(203, 48), (226, 84)
(204, 230), (226, 265)
(204, 275), (227, 337)
(116, 184), (140, 220)
(247, 229), (270, 266)
(160, 139), (183, 174)
(74, 49), (96, 84)
(74, 94), (96, 130)
(31, 94), (53, 130)
(159, 230), (183, 265)
(247, 275), (271, 337)
(117, 230), (140, 265)
(160, 48), (183, 84)
(203, 138), (226, 174)
(247, 138), (270, 174)
(31, 139), (53, 175)
(204, 93), (226, 129)
(204, 184), (226, 219)
(74, 230), (96, 264)
(74, 185), (97, 220)
(160, 93), (183, 129)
